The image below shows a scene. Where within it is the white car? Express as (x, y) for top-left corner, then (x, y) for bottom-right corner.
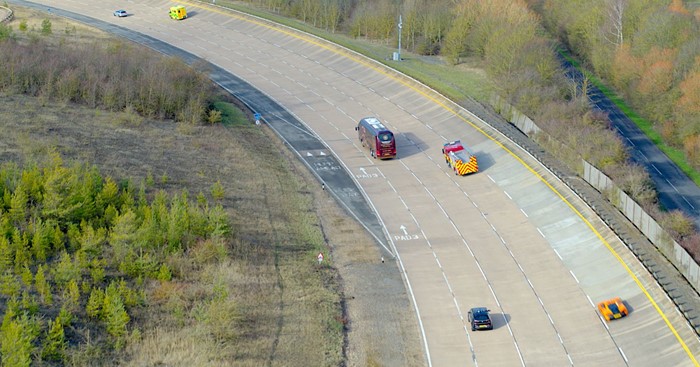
(113, 10), (127, 17)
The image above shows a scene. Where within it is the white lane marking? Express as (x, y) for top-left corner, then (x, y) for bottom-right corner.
(619, 347), (628, 362)
(424, 187), (436, 200)
(462, 239), (475, 257)
(553, 249), (563, 260)
(570, 270), (579, 284)
(667, 179), (679, 193)
(683, 197), (695, 210)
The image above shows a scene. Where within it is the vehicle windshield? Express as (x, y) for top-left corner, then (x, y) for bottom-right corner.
(474, 314), (489, 321)
(452, 151), (470, 162)
(378, 132), (393, 143)
(609, 304), (620, 314)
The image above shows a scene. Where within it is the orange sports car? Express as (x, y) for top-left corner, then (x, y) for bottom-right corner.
(597, 297), (628, 321)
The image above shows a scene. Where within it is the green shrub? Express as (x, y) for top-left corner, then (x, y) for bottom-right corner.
(207, 109), (222, 124)
(40, 19), (51, 35)
(211, 181), (225, 201)
(0, 23), (11, 40)
(156, 264), (172, 282)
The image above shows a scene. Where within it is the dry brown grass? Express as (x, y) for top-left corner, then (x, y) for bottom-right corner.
(0, 92), (345, 366)
(0, 4), (424, 366)
(7, 6), (111, 44)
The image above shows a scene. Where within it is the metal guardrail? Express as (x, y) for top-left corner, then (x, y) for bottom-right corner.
(489, 97), (700, 334)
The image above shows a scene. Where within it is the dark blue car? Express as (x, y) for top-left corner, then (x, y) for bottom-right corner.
(468, 307), (493, 331)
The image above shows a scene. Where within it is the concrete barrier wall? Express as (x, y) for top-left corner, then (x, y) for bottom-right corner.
(584, 161), (700, 292)
(0, 6), (13, 24)
(491, 95), (541, 136)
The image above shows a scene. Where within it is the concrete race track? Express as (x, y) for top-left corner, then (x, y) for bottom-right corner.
(17, 1), (700, 365)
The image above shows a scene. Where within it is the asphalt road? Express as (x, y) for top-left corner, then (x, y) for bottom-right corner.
(561, 56), (700, 229)
(17, 0), (700, 365)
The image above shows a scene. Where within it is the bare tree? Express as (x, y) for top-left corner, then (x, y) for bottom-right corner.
(602, 0), (626, 47)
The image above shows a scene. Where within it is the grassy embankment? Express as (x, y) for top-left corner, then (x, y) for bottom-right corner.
(0, 7), (345, 366)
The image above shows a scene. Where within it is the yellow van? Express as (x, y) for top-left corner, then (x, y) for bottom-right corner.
(169, 6), (187, 20)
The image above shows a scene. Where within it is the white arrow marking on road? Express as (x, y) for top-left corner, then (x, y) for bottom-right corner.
(360, 167), (367, 175)
(319, 151), (326, 156)
(400, 225), (408, 235)
(306, 152), (313, 157)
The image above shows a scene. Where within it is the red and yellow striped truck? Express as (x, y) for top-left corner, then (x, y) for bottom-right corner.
(442, 140), (478, 175)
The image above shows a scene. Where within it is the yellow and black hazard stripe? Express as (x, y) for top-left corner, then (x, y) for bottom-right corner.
(454, 156), (479, 175)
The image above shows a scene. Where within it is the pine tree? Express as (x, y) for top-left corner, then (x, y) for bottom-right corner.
(0, 235), (13, 273)
(19, 264), (32, 289)
(0, 311), (39, 367)
(63, 279), (80, 312)
(41, 316), (67, 361)
(35, 265), (53, 305)
(11, 230), (29, 273)
(86, 288), (103, 318)
(89, 258), (106, 285)
(53, 252), (79, 288)
(8, 185), (28, 226)
(103, 283), (130, 349)
(0, 272), (21, 298)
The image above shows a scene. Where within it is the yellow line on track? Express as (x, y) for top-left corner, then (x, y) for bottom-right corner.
(175, 1), (700, 363)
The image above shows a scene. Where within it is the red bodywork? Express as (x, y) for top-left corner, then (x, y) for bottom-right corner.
(442, 140), (478, 175)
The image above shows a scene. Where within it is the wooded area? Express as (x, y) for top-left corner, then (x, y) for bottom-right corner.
(0, 152), (231, 364)
(531, 0), (700, 168)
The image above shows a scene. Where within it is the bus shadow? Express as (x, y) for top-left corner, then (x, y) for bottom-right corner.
(396, 132), (427, 159)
